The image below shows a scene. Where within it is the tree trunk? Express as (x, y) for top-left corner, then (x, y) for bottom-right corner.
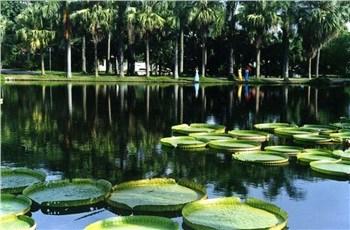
(82, 36), (86, 73)
(256, 46), (261, 78)
(106, 31), (111, 74)
(228, 46), (234, 79)
(118, 3), (126, 77)
(94, 41), (98, 77)
(179, 28), (184, 76)
(174, 38), (179, 79)
(308, 57), (312, 79)
(315, 48), (320, 78)
(145, 34), (150, 78)
(41, 49), (45, 75)
(201, 30), (207, 77)
(282, 27), (289, 80)
(127, 22), (135, 75)
(67, 38), (72, 78)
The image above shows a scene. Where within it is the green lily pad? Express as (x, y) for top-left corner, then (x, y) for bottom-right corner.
(84, 215), (179, 230)
(227, 130), (270, 142)
(0, 215), (36, 230)
(293, 134), (333, 143)
(296, 152), (340, 163)
(310, 160), (350, 177)
(333, 150), (350, 161)
(189, 133), (236, 142)
(264, 146), (304, 156)
(338, 129), (350, 133)
(171, 123), (225, 135)
(302, 124), (338, 134)
(208, 140), (261, 152)
(0, 168), (46, 194)
(330, 132), (350, 141)
(233, 151), (289, 165)
(160, 136), (207, 149)
(22, 178), (111, 207)
(302, 148), (333, 154)
(106, 178), (207, 212)
(254, 123), (297, 132)
(331, 122), (350, 129)
(0, 194), (32, 218)
(182, 197), (288, 230)
(274, 127), (319, 138)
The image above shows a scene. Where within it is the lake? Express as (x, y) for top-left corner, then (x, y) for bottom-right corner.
(1, 83), (349, 229)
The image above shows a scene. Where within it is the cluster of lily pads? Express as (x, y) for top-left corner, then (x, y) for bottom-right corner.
(0, 168), (288, 229)
(161, 122), (350, 176)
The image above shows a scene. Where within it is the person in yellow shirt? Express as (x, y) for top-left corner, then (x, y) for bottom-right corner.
(238, 67), (243, 81)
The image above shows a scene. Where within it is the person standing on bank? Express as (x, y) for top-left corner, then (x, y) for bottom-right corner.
(245, 65), (251, 81)
(194, 66), (199, 82)
(238, 67), (243, 81)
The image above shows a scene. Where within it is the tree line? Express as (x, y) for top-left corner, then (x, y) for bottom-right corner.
(1, 0), (350, 79)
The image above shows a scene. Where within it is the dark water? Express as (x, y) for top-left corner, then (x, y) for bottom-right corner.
(1, 83), (349, 229)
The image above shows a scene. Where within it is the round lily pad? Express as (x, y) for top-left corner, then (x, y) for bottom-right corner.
(274, 127), (319, 138)
(189, 133), (236, 142)
(330, 132), (350, 141)
(331, 122), (350, 129)
(208, 140), (261, 152)
(106, 178), (207, 212)
(301, 124), (338, 134)
(296, 152), (340, 163)
(182, 197), (288, 230)
(302, 148), (333, 154)
(310, 160), (350, 177)
(84, 215), (179, 230)
(22, 178), (112, 207)
(227, 130), (269, 142)
(0, 215), (36, 230)
(160, 136), (207, 149)
(264, 146), (304, 156)
(254, 123), (298, 132)
(333, 150), (350, 161)
(171, 123), (225, 135)
(233, 151), (289, 165)
(0, 194), (32, 218)
(0, 168), (46, 194)
(293, 134), (334, 143)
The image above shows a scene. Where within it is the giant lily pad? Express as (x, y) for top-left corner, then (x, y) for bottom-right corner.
(0, 168), (46, 194)
(274, 127), (319, 138)
(171, 123), (225, 135)
(331, 122), (350, 129)
(301, 124), (338, 134)
(293, 134), (334, 143)
(264, 146), (304, 156)
(22, 178), (111, 207)
(84, 215), (179, 230)
(254, 122), (297, 132)
(330, 132), (350, 141)
(0, 194), (32, 218)
(296, 152), (340, 163)
(233, 151), (289, 165)
(160, 136), (207, 149)
(208, 140), (261, 152)
(106, 178), (207, 212)
(333, 150), (350, 161)
(310, 160), (350, 177)
(189, 133), (236, 142)
(227, 130), (269, 142)
(0, 215), (36, 230)
(182, 197), (288, 230)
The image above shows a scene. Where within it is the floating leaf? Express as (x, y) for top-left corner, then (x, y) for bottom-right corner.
(160, 136), (206, 149)
(331, 122), (350, 129)
(333, 150), (350, 161)
(208, 140), (261, 152)
(106, 178), (207, 212)
(171, 123), (225, 135)
(254, 123), (297, 132)
(22, 178), (111, 207)
(264, 146), (304, 156)
(274, 127), (319, 138)
(330, 132), (350, 141)
(293, 134), (334, 143)
(0, 168), (46, 194)
(233, 151), (289, 165)
(0, 194), (32, 218)
(189, 133), (236, 142)
(84, 215), (179, 230)
(296, 152), (340, 163)
(310, 160), (350, 177)
(302, 124), (338, 134)
(227, 130), (269, 142)
(0, 215), (36, 230)
(182, 197), (288, 230)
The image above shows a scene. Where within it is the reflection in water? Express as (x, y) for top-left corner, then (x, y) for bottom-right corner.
(1, 84), (349, 229)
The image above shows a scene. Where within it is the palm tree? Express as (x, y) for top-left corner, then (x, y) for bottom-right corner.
(63, 3), (72, 78)
(191, 0), (224, 77)
(16, 2), (59, 75)
(137, 1), (165, 77)
(117, 2), (127, 77)
(242, 0), (280, 78)
(299, 1), (350, 79)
